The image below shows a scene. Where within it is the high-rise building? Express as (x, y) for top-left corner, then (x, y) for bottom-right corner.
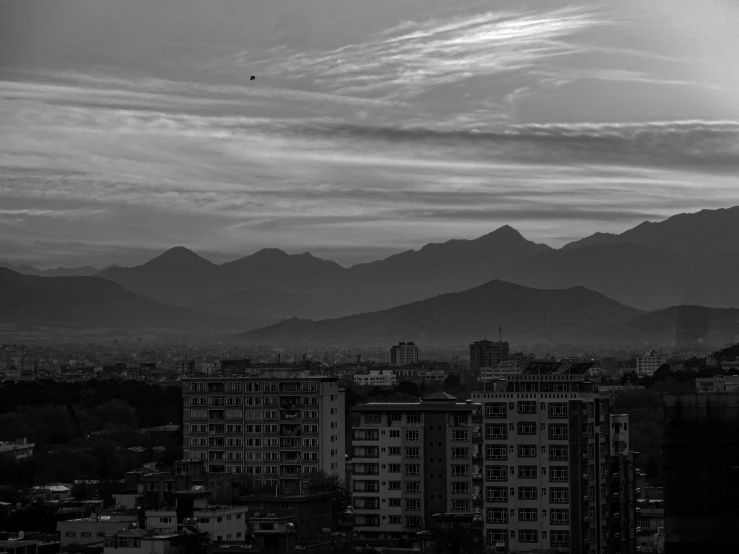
(350, 392), (480, 540)
(471, 361), (613, 553)
(469, 340), (510, 371)
(662, 393), (739, 553)
(182, 369), (345, 494)
(390, 342), (419, 366)
(608, 414), (637, 554)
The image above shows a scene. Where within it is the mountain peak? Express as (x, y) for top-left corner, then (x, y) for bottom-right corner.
(144, 247), (214, 268)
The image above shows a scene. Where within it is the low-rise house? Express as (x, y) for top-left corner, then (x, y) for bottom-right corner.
(0, 438), (34, 460)
(58, 513), (138, 552)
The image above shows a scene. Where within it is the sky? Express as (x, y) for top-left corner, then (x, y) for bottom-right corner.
(2, 0), (739, 268)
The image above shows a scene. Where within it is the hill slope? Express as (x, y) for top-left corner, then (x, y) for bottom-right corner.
(0, 268), (270, 335)
(237, 280), (643, 348)
(563, 206), (739, 255)
(496, 243), (739, 310)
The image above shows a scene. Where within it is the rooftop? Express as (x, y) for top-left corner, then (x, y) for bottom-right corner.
(353, 401), (477, 413)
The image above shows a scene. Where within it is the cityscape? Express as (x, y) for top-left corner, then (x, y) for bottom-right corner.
(3, 0), (739, 553)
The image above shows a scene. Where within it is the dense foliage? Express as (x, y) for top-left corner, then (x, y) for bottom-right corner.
(0, 380), (182, 485)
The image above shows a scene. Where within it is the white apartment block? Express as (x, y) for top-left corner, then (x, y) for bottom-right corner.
(636, 351), (666, 377)
(354, 369), (397, 387)
(182, 372), (345, 493)
(471, 362), (614, 554)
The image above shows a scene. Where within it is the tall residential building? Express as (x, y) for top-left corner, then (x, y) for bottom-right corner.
(471, 362), (614, 554)
(350, 392), (480, 540)
(662, 393), (739, 553)
(469, 340), (510, 371)
(182, 370), (345, 494)
(390, 342), (419, 366)
(635, 351), (666, 377)
(609, 414), (637, 554)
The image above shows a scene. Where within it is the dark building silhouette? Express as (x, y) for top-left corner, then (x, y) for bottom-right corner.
(469, 340), (509, 370)
(662, 393), (739, 553)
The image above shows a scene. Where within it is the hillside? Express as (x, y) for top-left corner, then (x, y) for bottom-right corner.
(0, 268), (271, 335)
(563, 206), (739, 255)
(236, 280), (643, 348)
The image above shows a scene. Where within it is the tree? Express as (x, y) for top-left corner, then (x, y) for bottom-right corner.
(306, 470), (351, 528)
(442, 374), (462, 391)
(394, 381), (420, 397)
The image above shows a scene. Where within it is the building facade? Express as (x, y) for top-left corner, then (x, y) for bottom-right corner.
(471, 362), (615, 554)
(182, 373), (345, 494)
(635, 352), (666, 377)
(608, 415), (637, 554)
(390, 343), (419, 366)
(662, 393), (739, 553)
(469, 341), (510, 371)
(0, 438), (34, 460)
(350, 393), (479, 541)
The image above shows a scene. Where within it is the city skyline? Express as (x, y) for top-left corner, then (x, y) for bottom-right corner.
(2, 0), (739, 267)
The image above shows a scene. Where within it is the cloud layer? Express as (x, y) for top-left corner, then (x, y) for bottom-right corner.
(1, 0), (738, 267)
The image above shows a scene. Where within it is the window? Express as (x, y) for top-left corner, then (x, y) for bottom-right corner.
(405, 430), (419, 441)
(364, 414), (381, 424)
(486, 465), (508, 481)
(80, 532), (92, 538)
(518, 465), (537, 479)
(549, 424), (568, 440)
(405, 499), (421, 511)
(406, 481), (420, 493)
(517, 422), (536, 435)
(486, 402), (507, 418)
(549, 466), (569, 482)
(451, 447), (469, 460)
(159, 517), (172, 523)
(550, 509), (569, 525)
(487, 444), (507, 460)
(388, 498), (402, 507)
(388, 481), (401, 490)
(549, 445), (568, 461)
(487, 530), (509, 547)
(405, 447), (420, 458)
(190, 410), (207, 420)
(518, 487), (537, 500)
(518, 401), (537, 414)
(452, 500), (469, 512)
(486, 424), (507, 440)
(452, 482), (469, 494)
(405, 464), (421, 476)
(551, 530), (569, 546)
(451, 430), (469, 442)
(353, 429), (379, 441)
(451, 465), (469, 477)
(65, 532), (76, 538)
(302, 410), (318, 419)
(387, 463), (401, 473)
(548, 403), (567, 418)
(486, 486), (507, 503)
(550, 487), (569, 503)
(389, 515), (402, 524)
(518, 445), (536, 457)
(519, 508), (537, 521)
(406, 413), (422, 424)
(519, 530), (538, 543)
(389, 429), (400, 438)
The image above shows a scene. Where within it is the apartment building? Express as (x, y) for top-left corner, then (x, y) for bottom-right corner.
(471, 362), (614, 554)
(469, 340), (509, 371)
(635, 351), (666, 377)
(390, 343), (419, 366)
(662, 393), (739, 553)
(350, 392), (480, 541)
(182, 371), (345, 494)
(608, 415), (637, 554)
(0, 438), (34, 460)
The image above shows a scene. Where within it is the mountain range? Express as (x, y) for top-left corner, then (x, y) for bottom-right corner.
(4, 205), (739, 349)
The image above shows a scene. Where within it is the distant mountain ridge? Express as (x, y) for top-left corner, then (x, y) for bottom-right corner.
(236, 280), (644, 349)
(97, 226), (551, 316)
(0, 261), (100, 277)
(0, 268), (272, 335)
(563, 206), (739, 255)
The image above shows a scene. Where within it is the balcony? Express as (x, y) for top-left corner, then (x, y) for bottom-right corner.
(280, 410), (301, 421)
(472, 451), (482, 460)
(472, 432), (482, 440)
